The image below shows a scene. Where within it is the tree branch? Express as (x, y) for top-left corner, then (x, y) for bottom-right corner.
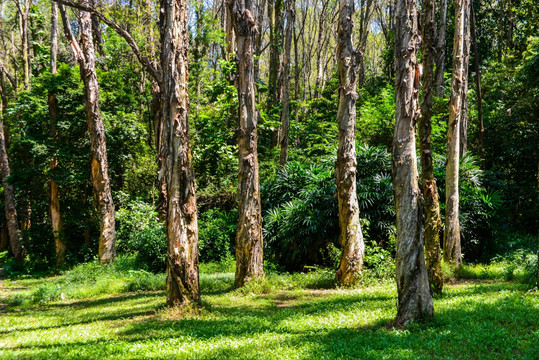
(0, 58), (16, 88)
(54, 0), (162, 84)
(58, 3), (84, 62)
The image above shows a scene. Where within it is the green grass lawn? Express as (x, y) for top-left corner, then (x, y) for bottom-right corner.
(0, 270), (538, 360)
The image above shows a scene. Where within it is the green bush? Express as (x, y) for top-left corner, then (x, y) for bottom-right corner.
(116, 200), (167, 273)
(198, 208), (237, 263)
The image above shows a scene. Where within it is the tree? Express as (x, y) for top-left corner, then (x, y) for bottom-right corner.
(0, 69), (26, 262)
(59, 2), (116, 264)
(420, 0), (443, 294)
(334, 0), (364, 285)
(159, 0), (200, 306)
(434, 0), (448, 96)
(444, 0), (471, 266)
(56, 0), (200, 305)
(227, 0), (265, 287)
(278, 0), (294, 165)
(49, 0), (66, 266)
(392, 0), (433, 326)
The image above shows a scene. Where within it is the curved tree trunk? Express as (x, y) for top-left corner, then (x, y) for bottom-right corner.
(227, 0), (265, 288)
(393, 0), (433, 326)
(444, 0), (470, 266)
(160, 0), (200, 306)
(279, 0), (294, 166)
(78, 1), (117, 264)
(420, 0), (443, 294)
(334, 0), (364, 286)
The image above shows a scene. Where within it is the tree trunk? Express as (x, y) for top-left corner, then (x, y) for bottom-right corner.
(78, 1), (117, 264)
(420, 0), (443, 294)
(253, 0), (266, 83)
(434, 0), (447, 97)
(267, 0), (283, 112)
(0, 82), (26, 262)
(334, 0), (364, 285)
(314, 0), (328, 98)
(279, 0), (294, 166)
(357, 0), (373, 89)
(470, 5), (484, 163)
(19, 0), (31, 89)
(90, 0), (106, 60)
(392, 0), (433, 326)
(160, 0), (200, 306)
(227, 0), (264, 288)
(444, 0), (470, 266)
(49, 0), (66, 267)
(0, 223), (8, 251)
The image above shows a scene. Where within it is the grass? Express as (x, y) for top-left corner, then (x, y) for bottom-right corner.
(0, 263), (538, 359)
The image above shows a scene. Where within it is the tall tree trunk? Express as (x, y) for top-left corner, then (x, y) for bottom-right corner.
(420, 0), (443, 294)
(393, 0), (433, 326)
(444, 0), (470, 266)
(314, 0), (328, 98)
(357, 0), (373, 89)
(335, 0), (365, 286)
(0, 77), (26, 262)
(279, 0), (294, 165)
(49, 2), (66, 266)
(227, 0), (264, 288)
(78, 1), (117, 264)
(470, 5), (484, 163)
(160, 0), (200, 306)
(224, 2), (236, 62)
(267, 0), (283, 112)
(253, 0), (266, 83)
(434, 0), (448, 96)
(19, 0), (31, 89)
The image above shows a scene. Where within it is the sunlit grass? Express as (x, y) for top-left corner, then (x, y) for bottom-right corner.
(0, 264), (537, 359)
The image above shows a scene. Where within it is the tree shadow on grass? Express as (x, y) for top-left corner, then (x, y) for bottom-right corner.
(4, 282), (538, 360)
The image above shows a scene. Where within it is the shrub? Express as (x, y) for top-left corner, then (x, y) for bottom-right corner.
(198, 208), (237, 263)
(116, 200), (167, 273)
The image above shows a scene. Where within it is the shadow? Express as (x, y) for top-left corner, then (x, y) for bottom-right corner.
(3, 282), (537, 359)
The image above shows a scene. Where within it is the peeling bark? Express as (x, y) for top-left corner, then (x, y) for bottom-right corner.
(160, 0), (200, 306)
(334, 0), (364, 286)
(444, 0), (470, 266)
(77, 1), (117, 264)
(393, 0), (433, 326)
(420, 0), (443, 294)
(227, 0), (265, 288)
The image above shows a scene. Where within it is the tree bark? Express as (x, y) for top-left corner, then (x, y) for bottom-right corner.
(470, 5), (484, 163)
(334, 0), (364, 285)
(434, 0), (447, 97)
(392, 0), (433, 326)
(160, 0), (200, 306)
(357, 0), (373, 89)
(278, 0), (294, 166)
(227, 0), (265, 288)
(77, 1), (117, 264)
(314, 0), (329, 98)
(444, 0), (470, 266)
(0, 78), (26, 262)
(420, 0), (443, 294)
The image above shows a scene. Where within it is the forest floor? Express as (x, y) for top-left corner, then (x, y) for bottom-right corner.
(0, 268), (537, 360)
